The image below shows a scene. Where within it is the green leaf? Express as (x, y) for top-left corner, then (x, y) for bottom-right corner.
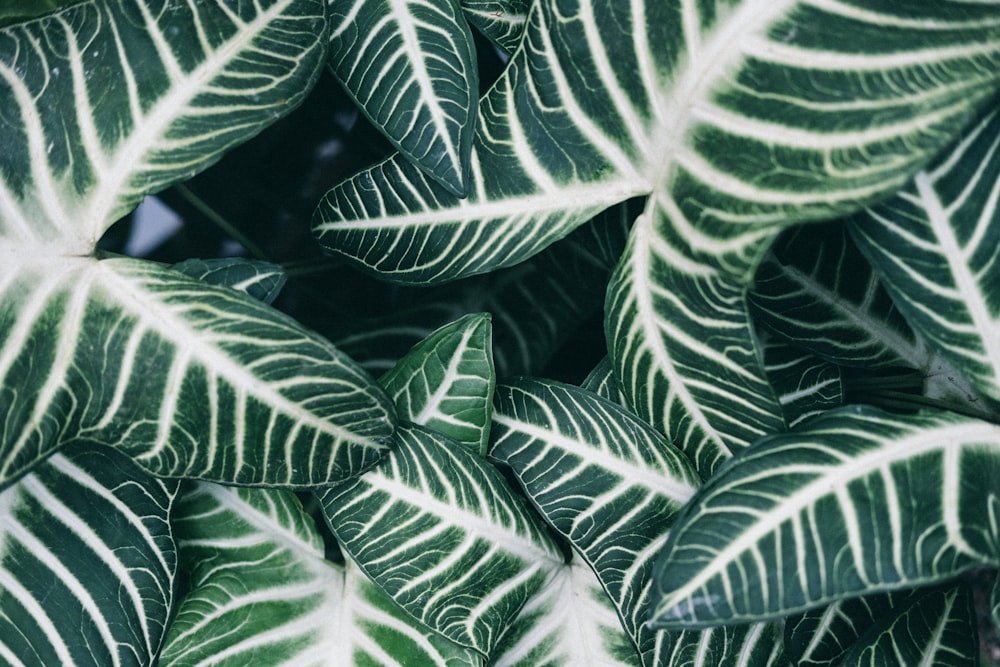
(0, 444), (177, 666)
(750, 222), (924, 370)
(460, 0), (529, 55)
(851, 107), (1000, 406)
(580, 356), (626, 407)
(161, 483), (479, 667)
(762, 340), (843, 429)
(171, 257), (287, 304)
(491, 559), (640, 666)
(650, 406), (1000, 629)
(0, 0), (327, 251)
(838, 582), (977, 667)
(658, 623), (787, 667)
(489, 378), (700, 662)
(379, 312), (495, 456)
(320, 422), (564, 656)
(784, 585), (973, 667)
(0, 258), (396, 489)
(327, 0), (478, 195)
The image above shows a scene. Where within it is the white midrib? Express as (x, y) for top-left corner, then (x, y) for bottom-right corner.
(647, 0), (796, 191)
(657, 419), (998, 617)
(94, 261), (379, 448)
(917, 173), (1000, 386)
(82, 0), (300, 240)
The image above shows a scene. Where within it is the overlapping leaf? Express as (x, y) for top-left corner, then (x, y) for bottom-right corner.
(0, 0), (398, 488)
(327, 0), (478, 195)
(762, 340), (842, 429)
(489, 378), (700, 663)
(0, 445), (177, 666)
(784, 584), (976, 667)
(172, 257), (287, 305)
(380, 312), (495, 455)
(750, 222), (924, 370)
(491, 559), (640, 666)
(658, 623), (786, 667)
(650, 406), (1000, 628)
(1, 257), (396, 488)
(161, 482), (479, 667)
(461, 0), (528, 55)
(851, 107), (1000, 406)
(317, 0), (1000, 482)
(320, 422), (564, 656)
(0, 0), (328, 252)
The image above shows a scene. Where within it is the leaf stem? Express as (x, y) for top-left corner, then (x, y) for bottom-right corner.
(173, 184), (269, 261)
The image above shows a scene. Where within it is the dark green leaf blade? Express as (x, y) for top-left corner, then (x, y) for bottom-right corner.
(328, 0), (478, 195)
(379, 312), (495, 455)
(320, 422), (564, 656)
(0, 445), (177, 666)
(651, 406), (1000, 629)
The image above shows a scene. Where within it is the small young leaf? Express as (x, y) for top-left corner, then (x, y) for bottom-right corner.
(380, 312), (495, 456)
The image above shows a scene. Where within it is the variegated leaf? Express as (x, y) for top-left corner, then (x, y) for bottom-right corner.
(320, 422), (564, 656)
(0, 444), (177, 666)
(0, 257), (395, 488)
(651, 406), (1000, 628)
(327, 0), (478, 195)
(379, 312), (495, 455)
(460, 0), (529, 54)
(489, 378), (700, 663)
(161, 482), (479, 667)
(851, 107), (1000, 406)
(762, 339), (843, 429)
(657, 623), (787, 667)
(171, 257), (287, 305)
(491, 559), (640, 666)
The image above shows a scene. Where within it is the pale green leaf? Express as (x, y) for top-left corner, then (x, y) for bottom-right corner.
(489, 378), (700, 663)
(851, 107), (1000, 406)
(651, 406), (1000, 628)
(161, 483), (479, 667)
(320, 422), (564, 656)
(327, 0), (478, 195)
(0, 257), (395, 488)
(0, 445), (177, 666)
(380, 312), (495, 456)
(492, 559), (640, 666)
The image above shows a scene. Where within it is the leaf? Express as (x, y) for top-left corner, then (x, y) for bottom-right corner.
(762, 339), (843, 429)
(319, 422), (564, 656)
(327, 0), (478, 195)
(0, 257), (396, 489)
(491, 559), (640, 666)
(851, 107), (1000, 405)
(650, 406), (1000, 629)
(0, 444), (177, 666)
(750, 222), (925, 370)
(0, 0), (328, 252)
(379, 312), (495, 456)
(161, 483), (479, 667)
(171, 257), (287, 304)
(658, 623), (787, 667)
(838, 582), (977, 666)
(580, 356), (627, 407)
(784, 585), (969, 667)
(460, 0), (529, 55)
(489, 378), (700, 662)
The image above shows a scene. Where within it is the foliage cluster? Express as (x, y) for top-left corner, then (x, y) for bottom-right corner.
(2, 0), (1000, 665)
